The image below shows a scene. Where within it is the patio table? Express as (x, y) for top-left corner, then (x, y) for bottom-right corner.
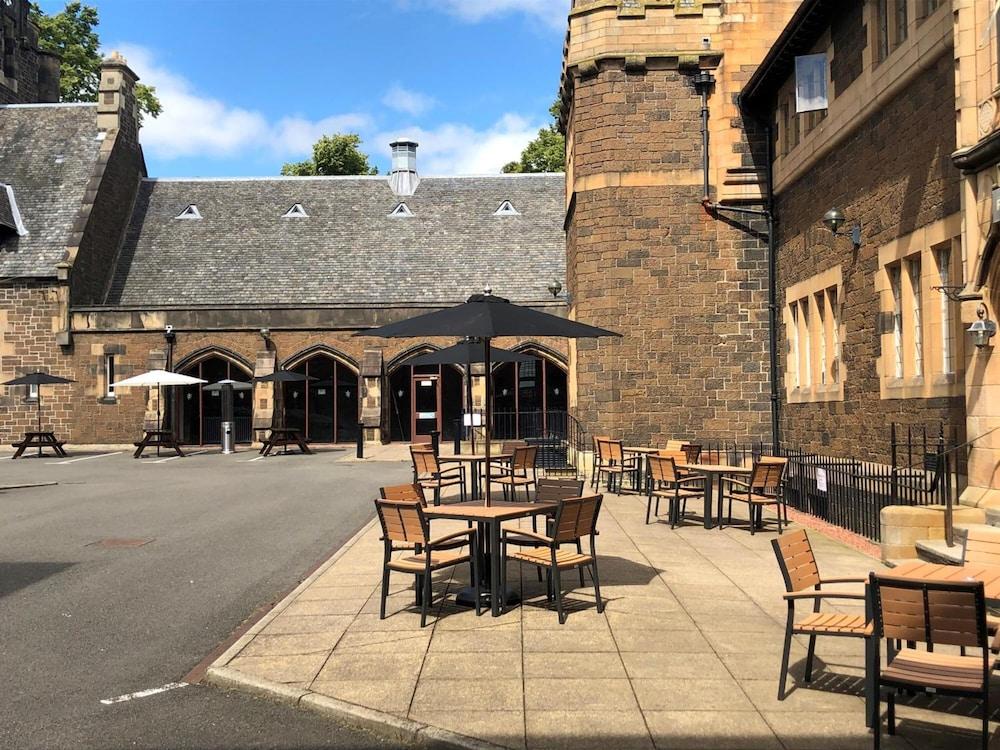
(861, 561), (1000, 728)
(11, 431), (67, 459)
(424, 500), (556, 616)
(437, 453), (512, 501)
(678, 463), (752, 529)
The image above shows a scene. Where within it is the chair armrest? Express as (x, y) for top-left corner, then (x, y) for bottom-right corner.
(720, 476), (750, 489)
(502, 527), (552, 544)
(676, 475), (705, 485)
(818, 577), (867, 586)
(428, 528), (474, 548)
(783, 591), (866, 601)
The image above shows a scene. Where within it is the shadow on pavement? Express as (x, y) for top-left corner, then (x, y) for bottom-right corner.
(0, 561), (75, 598)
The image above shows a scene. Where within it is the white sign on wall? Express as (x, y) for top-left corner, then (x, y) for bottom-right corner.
(795, 53), (828, 113)
(463, 413), (484, 426)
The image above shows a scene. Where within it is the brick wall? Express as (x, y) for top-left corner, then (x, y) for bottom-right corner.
(568, 64), (772, 445)
(775, 52), (964, 461)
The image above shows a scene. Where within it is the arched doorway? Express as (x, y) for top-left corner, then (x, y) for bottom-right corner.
(492, 354), (568, 440)
(387, 361), (463, 443)
(178, 354), (254, 445)
(283, 353), (360, 444)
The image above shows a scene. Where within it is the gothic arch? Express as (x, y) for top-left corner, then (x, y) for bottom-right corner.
(282, 344), (359, 373)
(386, 343), (441, 374)
(175, 345), (254, 376)
(509, 341), (568, 368)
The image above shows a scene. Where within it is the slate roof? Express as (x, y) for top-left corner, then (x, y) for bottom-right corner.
(0, 103), (102, 277)
(107, 174), (566, 306)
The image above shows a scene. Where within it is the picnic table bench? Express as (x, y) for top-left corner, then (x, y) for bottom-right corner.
(259, 427), (312, 456)
(133, 430), (185, 459)
(11, 431), (67, 458)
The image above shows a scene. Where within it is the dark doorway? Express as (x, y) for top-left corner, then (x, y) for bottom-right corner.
(492, 356), (568, 440)
(388, 362), (462, 443)
(178, 356), (253, 445)
(283, 355), (360, 444)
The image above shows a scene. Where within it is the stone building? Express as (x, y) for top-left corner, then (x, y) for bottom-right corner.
(559, 0), (802, 446)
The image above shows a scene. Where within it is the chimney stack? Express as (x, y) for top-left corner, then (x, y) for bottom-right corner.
(97, 51), (140, 144)
(389, 139), (420, 197)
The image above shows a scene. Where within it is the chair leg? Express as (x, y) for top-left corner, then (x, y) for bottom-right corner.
(873, 689), (882, 750)
(887, 692), (895, 735)
(553, 563), (565, 624)
(379, 567), (390, 620)
(591, 557), (604, 614)
(804, 634), (817, 682)
(645, 492), (653, 524)
(472, 538), (482, 617)
(433, 486), (441, 506)
(420, 567), (431, 628)
(750, 505), (757, 536)
(982, 696), (989, 750)
(778, 607), (794, 700)
(576, 540), (585, 587)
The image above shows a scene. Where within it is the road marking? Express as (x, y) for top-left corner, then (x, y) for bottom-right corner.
(47, 452), (122, 465)
(150, 450), (208, 464)
(100, 682), (188, 705)
(240, 455), (266, 463)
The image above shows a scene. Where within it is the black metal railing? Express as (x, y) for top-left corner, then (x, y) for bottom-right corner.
(451, 410), (589, 476)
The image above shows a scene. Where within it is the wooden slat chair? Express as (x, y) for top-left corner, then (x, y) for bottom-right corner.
(870, 573), (991, 750)
(646, 453), (704, 527)
(502, 494), (605, 624)
(410, 445), (466, 506)
(590, 435), (611, 490)
(379, 483), (469, 550)
(771, 530), (869, 700)
(374, 499), (481, 627)
(504, 478), (587, 583)
(962, 526), (1000, 639)
(595, 439), (641, 493)
(719, 457), (787, 535)
(680, 443), (702, 464)
(492, 445), (539, 502)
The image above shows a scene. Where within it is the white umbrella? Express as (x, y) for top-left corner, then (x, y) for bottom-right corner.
(112, 369), (207, 436)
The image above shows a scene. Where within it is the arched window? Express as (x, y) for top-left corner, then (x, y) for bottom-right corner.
(492, 352), (567, 440)
(177, 354), (254, 445)
(282, 352), (360, 444)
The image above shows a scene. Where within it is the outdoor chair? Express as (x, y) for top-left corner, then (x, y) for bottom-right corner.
(379, 483), (469, 550)
(719, 457), (787, 535)
(501, 494), (605, 624)
(492, 445), (538, 502)
(870, 573), (991, 750)
(374, 499), (481, 627)
(646, 453), (704, 527)
(961, 526), (1000, 640)
(504, 477), (586, 582)
(410, 445), (467, 505)
(590, 435), (610, 490)
(771, 530), (870, 700)
(595, 439), (641, 493)
(658, 448), (699, 479)
(680, 443), (702, 464)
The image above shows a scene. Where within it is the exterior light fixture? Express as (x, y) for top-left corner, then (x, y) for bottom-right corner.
(968, 304), (997, 349)
(822, 208), (861, 249)
(164, 324), (176, 344)
(547, 280), (562, 298)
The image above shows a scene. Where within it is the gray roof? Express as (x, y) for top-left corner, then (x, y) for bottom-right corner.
(107, 174), (566, 306)
(0, 103), (101, 277)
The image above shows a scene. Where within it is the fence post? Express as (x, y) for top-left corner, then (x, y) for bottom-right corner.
(890, 423), (899, 507)
(356, 422), (364, 459)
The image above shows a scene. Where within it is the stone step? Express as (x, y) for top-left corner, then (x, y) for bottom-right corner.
(914, 538), (964, 565)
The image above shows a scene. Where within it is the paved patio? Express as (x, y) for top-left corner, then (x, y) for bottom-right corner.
(208, 485), (996, 749)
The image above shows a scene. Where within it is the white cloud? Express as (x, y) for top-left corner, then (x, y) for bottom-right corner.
(114, 44), (371, 161)
(372, 113), (544, 175)
(428, 0), (569, 29)
(382, 84), (435, 117)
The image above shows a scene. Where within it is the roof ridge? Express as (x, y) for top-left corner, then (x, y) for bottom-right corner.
(141, 173), (565, 183)
(0, 102), (96, 109)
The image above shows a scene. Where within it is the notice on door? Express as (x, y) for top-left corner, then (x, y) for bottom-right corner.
(417, 411), (436, 420)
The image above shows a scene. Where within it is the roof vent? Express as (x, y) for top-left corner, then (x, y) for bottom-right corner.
(494, 200), (520, 216)
(175, 204), (202, 220)
(282, 203), (308, 218)
(388, 139), (420, 197)
(389, 202), (413, 218)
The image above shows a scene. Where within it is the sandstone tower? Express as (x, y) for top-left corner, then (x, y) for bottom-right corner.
(560, 0), (802, 445)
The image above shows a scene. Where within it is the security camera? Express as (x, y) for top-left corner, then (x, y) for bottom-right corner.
(165, 325), (174, 334)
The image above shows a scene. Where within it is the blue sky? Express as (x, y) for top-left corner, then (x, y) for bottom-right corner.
(37, 0), (569, 177)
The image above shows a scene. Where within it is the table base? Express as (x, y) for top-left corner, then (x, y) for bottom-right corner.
(454, 585), (520, 609)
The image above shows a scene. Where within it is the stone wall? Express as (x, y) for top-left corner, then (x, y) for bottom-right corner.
(775, 52), (965, 461)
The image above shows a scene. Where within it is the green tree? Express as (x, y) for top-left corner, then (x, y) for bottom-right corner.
(502, 99), (565, 174)
(281, 134), (379, 176)
(30, 2), (162, 125)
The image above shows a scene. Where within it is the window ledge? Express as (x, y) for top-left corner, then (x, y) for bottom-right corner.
(786, 383), (845, 404)
(98, 396), (118, 405)
(22, 397), (38, 405)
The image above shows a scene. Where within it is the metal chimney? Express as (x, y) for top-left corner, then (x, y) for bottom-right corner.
(389, 139), (420, 197)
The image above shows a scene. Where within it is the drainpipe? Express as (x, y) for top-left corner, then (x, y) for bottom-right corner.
(694, 71), (715, 203)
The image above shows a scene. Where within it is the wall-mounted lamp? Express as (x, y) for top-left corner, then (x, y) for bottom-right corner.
(968, 304), (997, 349)
(822, 208), (861, 249)
(548, 280), (570, 304)
(164, 324), (176, 344)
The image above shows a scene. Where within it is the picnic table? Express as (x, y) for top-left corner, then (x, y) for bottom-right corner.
(11, 431), (67, 458)
(259, 427), (312, 456)
(678, 462), (752, 529)
(424, 499), (556, 616)
(133, 430), (184, 459)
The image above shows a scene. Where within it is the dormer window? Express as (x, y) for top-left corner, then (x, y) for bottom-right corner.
(283, 203), (308, 218)
(389, 202), (413, 218)
(494, 200), (520, 216)
(175, 204), (202, 220)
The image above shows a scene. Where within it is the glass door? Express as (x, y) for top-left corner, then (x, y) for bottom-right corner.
(411, 374), (440, 443)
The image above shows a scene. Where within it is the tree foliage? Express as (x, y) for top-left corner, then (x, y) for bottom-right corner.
(281, 134), (379, 176)
(30, 2), (162, 125)
(502, 99), (565, 174)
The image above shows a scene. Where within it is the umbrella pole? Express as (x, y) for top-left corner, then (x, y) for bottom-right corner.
(484, 339), (492, 507)
(157, 383), (162, 457)
(37, 391), (42, 457)
(466, 350), (475, 454)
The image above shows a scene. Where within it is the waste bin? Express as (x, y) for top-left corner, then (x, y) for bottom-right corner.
(221, 421), (235, 454)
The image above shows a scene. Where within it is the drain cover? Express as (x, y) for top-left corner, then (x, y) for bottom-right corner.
(87, 538), (154, 548)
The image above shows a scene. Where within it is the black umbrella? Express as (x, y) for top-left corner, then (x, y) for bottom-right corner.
(358, 292), (620, 503)
(2, 372), (75, 454)
(254, 370), (315, 429)
(405, 339), (537, 453)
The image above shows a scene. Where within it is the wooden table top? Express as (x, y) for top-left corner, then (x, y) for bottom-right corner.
(888, 561), (1000, 599)
(424, 500), (556, 522)
(438, 453), (512, 462)
(679, 463), (752, 474)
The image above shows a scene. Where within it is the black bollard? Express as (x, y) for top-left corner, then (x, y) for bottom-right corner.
(430, 430), (440, 456)
(356, 422), (364, 459)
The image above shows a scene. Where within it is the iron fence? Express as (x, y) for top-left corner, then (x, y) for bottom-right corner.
(451, 410), (589, 476)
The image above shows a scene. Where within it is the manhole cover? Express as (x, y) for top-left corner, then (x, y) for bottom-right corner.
(87, 538), (154, 549)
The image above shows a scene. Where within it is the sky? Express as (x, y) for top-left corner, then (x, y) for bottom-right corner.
(37, 0), (570, 178)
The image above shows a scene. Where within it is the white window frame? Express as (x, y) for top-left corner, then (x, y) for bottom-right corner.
(790, 302), (800, 388)
(27, 382), (38, 401)
(816, 292), (827, 385)
(908, 257), (923, 377)
(889, 264), (903, 379)
(937, 246), (955, 375)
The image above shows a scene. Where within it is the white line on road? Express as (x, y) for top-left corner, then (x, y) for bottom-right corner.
(46, 452), (122, 465)
(240, 455), (266, 463)
(100, 682), (188, 705)
(150, 450), (208, 464)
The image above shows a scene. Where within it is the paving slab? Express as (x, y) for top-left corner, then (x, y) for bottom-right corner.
(209, 486), (992, 749)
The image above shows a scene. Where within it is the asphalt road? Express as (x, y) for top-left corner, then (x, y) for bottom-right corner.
(0, 447), (410, 749)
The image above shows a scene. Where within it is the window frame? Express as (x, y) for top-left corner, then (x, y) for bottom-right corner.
(783, 266), (845, 404)
(105, 354), (117, 399)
